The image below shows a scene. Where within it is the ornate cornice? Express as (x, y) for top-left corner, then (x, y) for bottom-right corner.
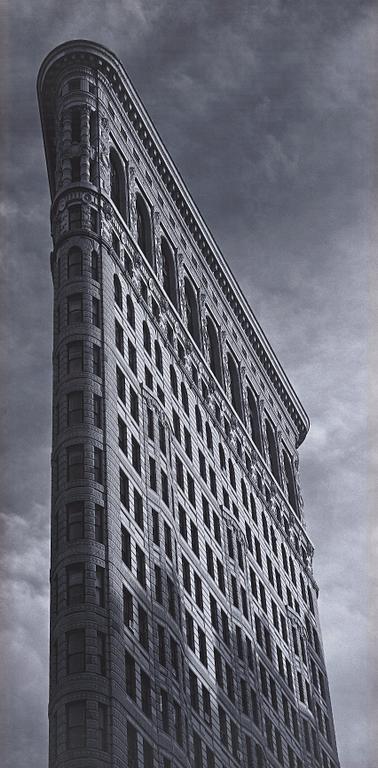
(38, 39), (310, 446)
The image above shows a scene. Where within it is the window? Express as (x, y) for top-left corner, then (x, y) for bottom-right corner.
(66, 628), (85, 673)
(247, 386), (262, 452)
(173, 700), (183, 746)
(138, 604), (149, 650)
(67, 391), (84, 426)
(169, 364), (178, 397)
(265, 419), (281, 483)
(160, 688), (169, 732)
(181, 381), (189, 414)
(94, 447), (103, 483)
(186, 610), (195, 650)
(131, 435), (141, 474)
(193, 730), (203, 767)
(115, 320), (124, 355)
(92, 296), (100, 327)
(121, 527), (131, 570)
(130, 387), (139, 423)
(97, 703), (108, 751)
(118, 415), (127, 453)
(127, 721), (138, 767)
(93, 344), (101, 376)
(125, 651), (136, 699)
(116, 366), (125, 402)
(136, 545), (146, 587)
(95, 504), (104, 543)
(120, 469), (129, 509)
(66, 700), (86, 748)
(69, 204), (82, 230)
(95, 566), (105, 607)
(155, 339), (163, 373)
(91, 250), (99, 281)
(67, 246), (82, 279)
(227, 352), (243, 418)
(143, 739), (154, 768)
(134, 488), (143, 529)
(110, 148), (127, 218)
(206, 315), (222, 383)
(67, 444), (84, 481)
(96, 631), (106, 675)
(66, 501), (84, 541)
(126, 294), (135, 327)
(123, 587), (133, 628)
(66, 563), (85, 605)
(161, 237), (178, 306)
(143, 321), (151, 354)
(136, 192), (153, 266)
(184, 277), (201, 347)
(164, 521), (172, 560)
(198, 627), (207, 666)
(67, 293), (83, 324)
(67, 340), (83, 374)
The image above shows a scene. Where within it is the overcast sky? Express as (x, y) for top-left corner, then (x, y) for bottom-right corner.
(0, 1), (376, 767)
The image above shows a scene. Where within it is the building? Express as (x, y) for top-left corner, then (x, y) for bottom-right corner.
(37, 40), (340, 768)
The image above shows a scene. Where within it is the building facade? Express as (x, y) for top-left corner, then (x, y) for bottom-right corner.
(38, 40), (340, 768)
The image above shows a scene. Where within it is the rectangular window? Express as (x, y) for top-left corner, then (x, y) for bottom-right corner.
(67, 340), (83, 374)
(93, 344), (101, 376)
(95, 504), (104, 543)
(160, 688), (169, 732)
(127, 721), (138, 767)
(123, 586), (133, 628)
(143, 739), (153, 768)
(164, 522), (172, 560)
(67, 444), (84, 481)
(66, 700), (86, 748)
(187, 471), (196, 507)
(96, 631), (106, 675)
(134, 488), (143, 529)
(120, 469), (129, 509)
(95, 566), (105, 607)
(97, 703), (108, 751)
(130, 387), (139, 423)
(92, 297), (100, 327)
(131, 436), (141, 474)
(141, 670), (152, 717)
(158, 624), (166, 666)
(194, 573), (203, 609)
(128, 339), (137, 374)
(67, 293), (83, 325)
(115, 319), (124, 355)
(68, 204), (82, 230)
(118, 416), (127, 453)
(66, 501), (84, 541)
(186, 610), (195, 650)
(116, 366), (125, 402)
(136, 545), (146, 588)
(66, 563), (85, 605)
(66, 628), (85, 673)
(190, 521), (199, 557)
(138, 604), (149, 650)
(152, 508), (160, 545)
(125, 651), (136, 699)
(93, 394), (102, 428)
(94, 447), (103, 483)
(198, 627), (207, 667)
(121, 526), (131, 567)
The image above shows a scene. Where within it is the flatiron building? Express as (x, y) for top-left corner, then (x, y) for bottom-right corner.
(38, 39), (341, 768)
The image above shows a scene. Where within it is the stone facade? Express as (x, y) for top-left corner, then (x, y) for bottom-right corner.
(38, 40), (340, 768)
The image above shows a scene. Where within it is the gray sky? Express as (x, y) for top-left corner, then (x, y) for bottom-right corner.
(0, 1), (376, 766)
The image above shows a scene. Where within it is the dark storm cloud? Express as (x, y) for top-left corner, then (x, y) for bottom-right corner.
(1, 1), (375, 766)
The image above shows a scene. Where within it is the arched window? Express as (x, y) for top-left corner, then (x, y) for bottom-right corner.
(143, 321), (151, 355)
(161, 238), (178, 307)
(136, 193), (153, 267)
(246, 387), (262, 453)
(227, 353), (243, 419)
(205, 423), (213, 452)
(228, 459), (236, 490)
(126, 295), (135, 328)
(110, 149), (127, 219)
(283, 449), (298, 515)
(155, 340), (163, 374)
(265, 420), (281, 483)
(219, 442), (226, 470)
(206, 316), (222, 384)
(114, 275), (122, 309)
(184, 278), (201, 348)
(67, 247), (82, 279)
(170, 364), (178, 397)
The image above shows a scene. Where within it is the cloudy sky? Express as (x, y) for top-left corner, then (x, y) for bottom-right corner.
(0, 1), (376, 766)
